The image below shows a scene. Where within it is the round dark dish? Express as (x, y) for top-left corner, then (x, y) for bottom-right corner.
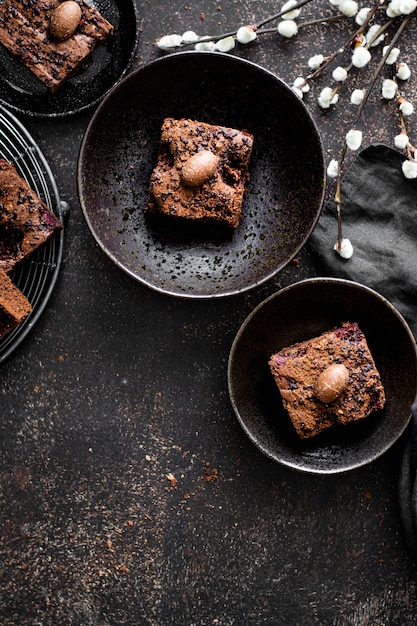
(0, 0), (138, 117)
(78, 51), (325, 298)
(0, 106), (65, 363)
(228, 278), (417, 474)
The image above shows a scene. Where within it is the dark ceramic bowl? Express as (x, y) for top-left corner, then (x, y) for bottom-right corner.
(78, 51), (325, 298)
(228, 278), (417, 474)
(0, 0), (138, 117)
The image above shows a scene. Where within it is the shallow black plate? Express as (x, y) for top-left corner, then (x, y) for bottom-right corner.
(78, 51), (325, 298)
(0, 106), (66, 363)
(0, 0), (138, 117)
(228, 278), (417, 474)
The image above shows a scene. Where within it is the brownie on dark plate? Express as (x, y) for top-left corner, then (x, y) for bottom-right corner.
(0, 0), (114, 92)
(269, 322), (386, 439)
(145, 118), (254, 229)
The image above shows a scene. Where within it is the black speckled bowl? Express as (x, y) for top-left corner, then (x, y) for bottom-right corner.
(78, 51), (325, 298)
(228, 278), (417, 474)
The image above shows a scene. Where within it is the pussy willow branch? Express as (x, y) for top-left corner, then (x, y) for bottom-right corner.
(256, 14), (346, 37)
(356, 12), (413, 118)
(395, 71), (416, 160)
(335, 11), (414, 252)
(304, 1), (381, 89)
(160, 0), (318, 47)
(255, 0), (317, 28)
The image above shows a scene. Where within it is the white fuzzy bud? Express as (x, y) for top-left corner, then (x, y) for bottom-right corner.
(327, 159), (339, 178)
(355, 7), (371, 24)
(345, 129), (363, 151)
(396, 62), (411, 81)
(339, 0), (358, 16)
(335, 238), (354, 259)
(387, 0), (402, 16)
(350, 88), (365, 105)
(157, 34), (183, 50)
(293, 76), (310, 93)
(399, 100), (414, 116)
(332, 66), (348, 82)
(382, 78), (398, 99)
(181, 31), (199, 44)
(215, 36), (235, 52)
(308, 54), (324, 70)
(194, 41), (216, 51)
(399, 0), (417, 14)
(318, 87), (339, 109)
(366, 24), (384, 47)
(236, 26), (257, 44)
(394, 133), (409, 149)
(383, 45), (400, 64)
(277, 19), (298, 37)
(351, 47), (371, 68)
(402, 160), (417, 179)
(281, 0), (301, 19)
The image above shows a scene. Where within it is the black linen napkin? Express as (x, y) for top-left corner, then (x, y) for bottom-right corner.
(307, 143), (417, 560)
(308, 143), (417, 332)
(398, 403), (417, 561)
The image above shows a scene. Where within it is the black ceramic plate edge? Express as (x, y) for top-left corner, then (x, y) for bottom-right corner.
(0, 0), (139, 117)
(0, 106), (65, 363)
(227, 277), (417, 474)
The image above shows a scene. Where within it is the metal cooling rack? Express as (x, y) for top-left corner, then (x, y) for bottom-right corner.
(0, 105), (66, 363)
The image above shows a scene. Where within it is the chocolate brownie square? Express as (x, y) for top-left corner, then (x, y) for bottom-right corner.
(0, 267), (32, 339)
(0, 0), (114, 92)
(145, 118), (254, 229)
(269, 322), (386, 439)
(0, 159), (62, 273)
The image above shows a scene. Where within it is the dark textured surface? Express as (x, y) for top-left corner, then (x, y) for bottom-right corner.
(2, 1), (417, 624)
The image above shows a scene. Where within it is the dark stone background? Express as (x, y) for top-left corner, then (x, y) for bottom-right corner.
(1, 1), (417, 624)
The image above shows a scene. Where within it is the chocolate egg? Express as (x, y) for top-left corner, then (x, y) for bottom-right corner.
(315, 363), (349, 403)
(181, 150), (219, 187)
(49, 1), (82, 41)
